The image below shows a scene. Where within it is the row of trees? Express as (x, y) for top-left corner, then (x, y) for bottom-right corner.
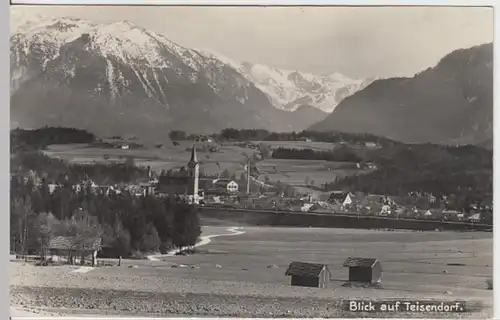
(174, 128), (397, 146)
(272, 146), (362, 163)
(10, 177), (201, 258)
(11, 151), (149, 185)
(11, 127), (96, 153)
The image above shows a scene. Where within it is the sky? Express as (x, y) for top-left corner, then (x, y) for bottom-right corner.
(10, 5), (493, 78)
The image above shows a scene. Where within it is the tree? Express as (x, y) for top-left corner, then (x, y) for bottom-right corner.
(138, 223), (161, 252)
(258, 143), (271, 159)
(172, 203), (201, 250)
(169, 130), (187, 141)
(33, 212), (60, 260)
(62, 209), (103, 265)
(220, 169), (230, 179)
(10, 196), (34, 257)
(125, 156), (135, 168)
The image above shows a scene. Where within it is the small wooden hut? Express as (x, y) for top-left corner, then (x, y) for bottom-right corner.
(285, 261), (331, 288)
(48, 236), (102, 266)
(342, 257), (382, 284)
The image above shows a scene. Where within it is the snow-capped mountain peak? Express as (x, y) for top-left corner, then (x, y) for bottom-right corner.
(11, 14), (372, 113)
(197, 48), (373, 112)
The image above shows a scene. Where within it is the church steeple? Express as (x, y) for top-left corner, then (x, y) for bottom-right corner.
(188, 142), (198, 165)
(187, 142), (199, 204)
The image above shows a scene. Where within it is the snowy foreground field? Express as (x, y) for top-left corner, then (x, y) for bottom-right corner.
(10, 226), (493, 318)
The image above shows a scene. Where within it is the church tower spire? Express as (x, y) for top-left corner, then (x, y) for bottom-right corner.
(187, 142), (199, 204)
(189, 142), (198, 164)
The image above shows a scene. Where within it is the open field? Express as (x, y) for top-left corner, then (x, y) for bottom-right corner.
(10, 226), (493, 318)
(42, 141), (364, 189)
(43, 142), (253, 175)
(257, 158), (363, 187)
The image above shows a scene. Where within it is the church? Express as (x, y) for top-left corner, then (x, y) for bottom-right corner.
(157, 143), (203, 204)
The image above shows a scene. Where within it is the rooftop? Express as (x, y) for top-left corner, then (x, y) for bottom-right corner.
(285, 261), (328, 278)
(49, 236), (102, 251)
(342, 257), (378, 268)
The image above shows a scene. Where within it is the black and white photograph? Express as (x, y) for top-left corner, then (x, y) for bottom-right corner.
(9, 3), (494, 319)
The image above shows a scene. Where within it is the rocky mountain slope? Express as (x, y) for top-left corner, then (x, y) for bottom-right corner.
(310, 43), (493, 146)
(201, 49), (373, 113)
(10, 15), (369, 139)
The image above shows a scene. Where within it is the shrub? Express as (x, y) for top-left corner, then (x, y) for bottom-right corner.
(129, 250), (145, 260)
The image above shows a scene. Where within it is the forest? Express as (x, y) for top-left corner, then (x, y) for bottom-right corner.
(10, 178), (201, 258)
(324, 143), (493, 210)
(11, 126), (96, 152)
(10, 127), (202, 258)
(271, 146), (362, 163)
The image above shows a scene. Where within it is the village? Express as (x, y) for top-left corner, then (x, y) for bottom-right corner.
(17, 142), (492, 228)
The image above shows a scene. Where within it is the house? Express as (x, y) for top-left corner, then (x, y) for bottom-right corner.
(468, 213), (481, 222)
(48, 184), (61, 194)
(299, 193), (313, 202)
(328, 191), (348, 205)
(49, 236), (102, 266)
(360, 194), (386, 214)
(126, 185), (146, 197)
(343, 257), (382, 284)
(329, 192), (365, 209)
(442, 209), (461, 217)
(137, 182), (156, 196)
(95, 185), (113, 196)
(379, 205), (392, 216)
(366, 162), (377, 170)
(423, 209), (434, 217)
(285, 261), (331, 288)
(297, 137), (312, 143)
(213, 179), (239, 194)
(301, 203), (315, 212)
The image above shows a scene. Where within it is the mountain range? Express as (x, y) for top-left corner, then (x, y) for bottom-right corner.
(10, 14), (493, 147)
(310, 43), (493, 146)
(10, 15), (372, 140)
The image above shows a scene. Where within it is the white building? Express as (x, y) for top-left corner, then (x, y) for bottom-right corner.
(213, 179), (239, 194)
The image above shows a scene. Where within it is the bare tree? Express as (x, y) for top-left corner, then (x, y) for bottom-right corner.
(31, 212), (62, 261)
(62, 209), (103, 265)
(12, 196), (35, 261)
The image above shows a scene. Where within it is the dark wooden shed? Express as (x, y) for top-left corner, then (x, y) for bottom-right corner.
(342, 257), (382, 284)
(285, 261), (331, 288)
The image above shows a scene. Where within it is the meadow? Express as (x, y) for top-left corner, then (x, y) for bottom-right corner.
(254, 140), (336, 151)
(43, 141), (253, 176)
(42, 140), (364, 189)
(10, 226), (493, 318)
(257, 158), (363, 187)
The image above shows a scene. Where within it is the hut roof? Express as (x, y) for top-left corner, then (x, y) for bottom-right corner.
(285, 261), (328, 278)
(342, 257), (378, 268)
(328, 192), (349, 202)
(49, 236), (102, 251)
